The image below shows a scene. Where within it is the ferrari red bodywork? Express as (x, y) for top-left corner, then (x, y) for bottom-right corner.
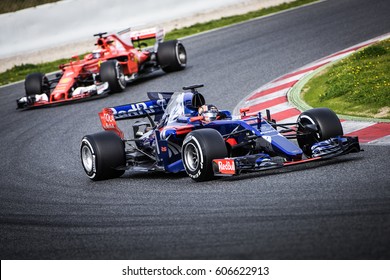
(17, 27), (186, 109)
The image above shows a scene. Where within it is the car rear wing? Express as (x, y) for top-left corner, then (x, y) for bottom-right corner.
(118, 26), (165, 44)
(98, 92), (174, 138)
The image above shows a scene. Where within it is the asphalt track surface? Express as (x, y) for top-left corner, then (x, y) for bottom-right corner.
(1, 0), (389, 259)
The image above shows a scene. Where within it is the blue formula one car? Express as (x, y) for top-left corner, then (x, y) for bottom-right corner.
(80, 84), (361, 182)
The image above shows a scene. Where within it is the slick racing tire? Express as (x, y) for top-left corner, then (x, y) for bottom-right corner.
(25, 72), (50, 98)
(182, 129), (227, 182)
(157, 40), (187, 72)
(297, 107), (344, 157)
(100, 60), (126, 93)
(80, 131), (126, 181)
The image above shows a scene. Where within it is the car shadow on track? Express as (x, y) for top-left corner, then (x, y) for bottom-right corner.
(111, 153), (364, 183)
(120, 171), (188, 180)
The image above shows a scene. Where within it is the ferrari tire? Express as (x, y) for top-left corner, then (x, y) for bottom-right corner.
(297, 107), (343, 157)
(157, 40), (187, 72)
(25, 72), (50, 98)
(182, 129), (227, 182)
(80, 131), (126, 181)
(100, 60), (126, 93)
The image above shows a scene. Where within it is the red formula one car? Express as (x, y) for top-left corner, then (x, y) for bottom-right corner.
(16, 27), (187, 109)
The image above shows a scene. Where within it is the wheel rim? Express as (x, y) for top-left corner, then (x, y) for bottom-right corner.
(81, 145), (94, 173)
(184, 143), (199, 172)
(176, 44), (187, 65)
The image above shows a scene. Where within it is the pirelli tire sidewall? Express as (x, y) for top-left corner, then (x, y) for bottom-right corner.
(80, 131), (125, 181)
(182, 129), (227, 182)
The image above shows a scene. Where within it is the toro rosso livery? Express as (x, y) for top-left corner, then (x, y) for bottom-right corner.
(17, 27), (186, 109)
(80, 84), (361, 182)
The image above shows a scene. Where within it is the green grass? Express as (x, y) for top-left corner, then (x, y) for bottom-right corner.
(0, 0), (60, 14)
(0, 0), (317, 86)
(302, 39), (390, 119)
(0, 59), (70, 86)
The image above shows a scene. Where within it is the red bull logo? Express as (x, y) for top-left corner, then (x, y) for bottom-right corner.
(213, 159), (235, 175)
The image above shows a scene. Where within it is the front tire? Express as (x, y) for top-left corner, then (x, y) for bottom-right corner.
(297, 107), (343, 157)
(25, 72), (50, 98)
(100, 60), (126, 93)
(182, 129), (227, 182)
(80, 131), (125, 181)
(157, 40), (187, 72)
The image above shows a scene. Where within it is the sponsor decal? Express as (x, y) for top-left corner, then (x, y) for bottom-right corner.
(60, 77), (72, 83)
(98, 108), (124, 138)
(92, 154), (96, 173)
(112, 99), (167, 119)
(100, 111), (116, 129)
(189, 170), (202, 179)
(214, 159), (235, 175)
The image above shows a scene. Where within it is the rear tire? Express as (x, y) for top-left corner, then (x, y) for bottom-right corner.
(100, 60), (126, 93)
(80, 131), (126, 181)
(182, 129), (227, 182)
(297, 107), (343, 157)
(25, 72), (50, 98)
(157, 40), (187, 72)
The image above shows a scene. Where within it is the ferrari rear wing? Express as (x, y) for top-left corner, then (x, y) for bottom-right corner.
(118, 26), (165, 43)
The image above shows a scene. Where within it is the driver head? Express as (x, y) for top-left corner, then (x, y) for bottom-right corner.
(92, 50), (102, 59)
(198, 104), (218, 122)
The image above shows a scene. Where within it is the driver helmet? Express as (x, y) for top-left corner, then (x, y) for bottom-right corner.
(198, 104), (219, 122)
(92, 50), (102, 59)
